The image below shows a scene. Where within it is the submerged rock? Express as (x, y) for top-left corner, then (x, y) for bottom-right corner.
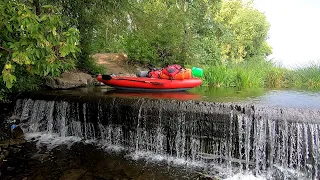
(59, 169), (86, 180)
(0, 149), (9, 161)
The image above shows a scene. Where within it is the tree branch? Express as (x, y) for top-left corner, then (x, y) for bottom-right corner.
(0, 46), (13, 53)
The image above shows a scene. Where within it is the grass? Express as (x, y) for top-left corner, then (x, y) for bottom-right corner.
(202, 61), (279, 88)
(200, 60), (320, 90)
(286, 63), (320, 89)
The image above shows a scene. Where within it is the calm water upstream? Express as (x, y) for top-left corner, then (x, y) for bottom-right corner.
(89, 86), (320, 109)
(190, 87), (320, 109)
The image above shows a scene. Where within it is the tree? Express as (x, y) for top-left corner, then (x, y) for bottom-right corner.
(214, 0), (271, 63)
(123, 0), (222, 66)
(46, 0), (129, 66)
(0, 0), (80, 98)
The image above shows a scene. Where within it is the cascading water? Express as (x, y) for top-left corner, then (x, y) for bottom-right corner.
(12, 95), (320, 179)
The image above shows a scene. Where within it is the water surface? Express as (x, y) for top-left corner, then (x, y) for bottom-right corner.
(54, 86), (320, 109)
(191, 87), (320, 109)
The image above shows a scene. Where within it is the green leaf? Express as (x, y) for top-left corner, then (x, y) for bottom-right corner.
(35, 50), (40, 58)
(5, 23), (13, 32)
(42, 5), (54, 9)
(44, 66), (50, 76)
(60, 45), (69, 57)
(2, 72), (16, 89)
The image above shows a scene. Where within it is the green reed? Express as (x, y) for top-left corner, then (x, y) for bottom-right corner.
(202, 61), (320, 89)
(286, 63), (320, 89)
(202, 61), (280, 88)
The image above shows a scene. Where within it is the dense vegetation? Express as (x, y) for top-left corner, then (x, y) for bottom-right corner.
(0, 0), (80, 101)
(1, 0), (319, 101)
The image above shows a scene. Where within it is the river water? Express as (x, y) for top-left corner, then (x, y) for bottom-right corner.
(2, 86), (320, 180)
(44, 86), (320, 109)
(101, 86), (320, 109)
(191, 87), (320, 109)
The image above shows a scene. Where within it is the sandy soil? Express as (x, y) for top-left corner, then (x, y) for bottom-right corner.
(92, 53), (142, 76)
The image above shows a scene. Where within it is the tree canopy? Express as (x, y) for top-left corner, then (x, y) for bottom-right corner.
(0, 0), (79, 100)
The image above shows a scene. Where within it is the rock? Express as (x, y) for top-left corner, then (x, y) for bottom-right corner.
(6, 166), (16, 172)
(1, 138), (26, 146)
(0, 140), (10, 148)
(59, 169), (86, 180)
(87, 77), (104, 86)
(46, 72), (95, 89)
(30, 174), (46, 180)
(12, 126), (24, 139)
(8, 147), (21, 154)
(0, 131), (9, 141)
(9, 115), (21, 121)
(13, 138), (26, 145)
(30, 153), (49, 162)
(0, 149), (9, 161)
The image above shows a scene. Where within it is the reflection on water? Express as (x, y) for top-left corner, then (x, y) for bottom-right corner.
(105, 90), (202, 100)
(250, 90), (320, 109)
(191, 87), (320, 109)
(46, 86), (320, 109)
(190, 87), (266, 102)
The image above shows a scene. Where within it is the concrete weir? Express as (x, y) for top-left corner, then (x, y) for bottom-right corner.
(13, 91), (320, 179)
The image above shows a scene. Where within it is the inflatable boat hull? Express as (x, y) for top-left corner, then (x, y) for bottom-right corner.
(96, 75), (202, 92)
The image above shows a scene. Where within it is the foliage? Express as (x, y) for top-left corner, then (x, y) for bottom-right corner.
(202, 60), (320, 90)
(124, 0), (185, 66)
(46, 0), (129, 66)
(265, 67), (287, 88)
(117, 0), (271, 67)
(123, 0), (223, 67)
(77, 57), (106, 75)
(0, 0), (80, 100)
(286, 63), (320, 89)
(214, 0), (272, 63)
(20, 0), (271, 70)
(202, 60), (283, 88)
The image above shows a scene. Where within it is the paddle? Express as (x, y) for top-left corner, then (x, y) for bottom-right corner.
(101, 74), (164, 85)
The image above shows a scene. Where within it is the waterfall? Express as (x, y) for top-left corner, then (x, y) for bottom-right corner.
(13, 97), (320, 179)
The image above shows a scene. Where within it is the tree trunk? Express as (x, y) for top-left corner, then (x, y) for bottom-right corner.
(33, 0), (41, 16)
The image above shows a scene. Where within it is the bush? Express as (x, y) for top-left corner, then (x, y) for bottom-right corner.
(76, 57), (106, 75)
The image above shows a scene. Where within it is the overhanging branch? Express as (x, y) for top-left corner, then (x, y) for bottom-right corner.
(0, 46), (13, 53)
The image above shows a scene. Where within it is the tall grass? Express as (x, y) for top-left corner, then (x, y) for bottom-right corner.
(286, 63), (320, 89)
(201, 61), (320, 89)
(202, 61), (283, 88)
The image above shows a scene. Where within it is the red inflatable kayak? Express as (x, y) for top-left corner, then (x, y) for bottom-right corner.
(96, 75), (202, 92)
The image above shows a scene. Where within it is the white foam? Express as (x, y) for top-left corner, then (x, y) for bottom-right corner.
(224, 173), (266, 180)
(25, 132), (82, 150)
(128, 150), (204, 167)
